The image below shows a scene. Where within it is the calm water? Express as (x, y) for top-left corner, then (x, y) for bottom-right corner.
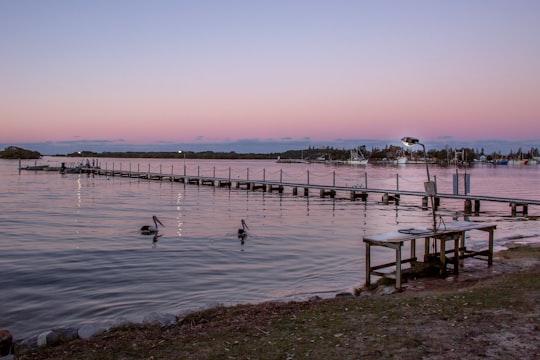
(1, 157), (539, 339)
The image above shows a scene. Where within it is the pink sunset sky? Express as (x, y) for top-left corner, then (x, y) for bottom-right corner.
(1, 1), (539, 154)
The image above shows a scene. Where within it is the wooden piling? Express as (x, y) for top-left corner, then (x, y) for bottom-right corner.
(464, 199), (472, 214)
(267, 184), (284, 193)
(474, 200), (481, 213)
(320, 189), (336, 198)
(510, 203), (528, 216)
(382, 193), (399, 205)
(350, 191), (368, 201)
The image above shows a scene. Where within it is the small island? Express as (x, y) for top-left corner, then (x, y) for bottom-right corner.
(0, 146), (42, 160)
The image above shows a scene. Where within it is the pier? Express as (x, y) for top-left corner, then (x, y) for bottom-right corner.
(21, 163), (540, 217)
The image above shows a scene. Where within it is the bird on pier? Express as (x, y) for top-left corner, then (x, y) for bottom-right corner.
(237, 219), (249, 240)
(141, 216), (164, 235)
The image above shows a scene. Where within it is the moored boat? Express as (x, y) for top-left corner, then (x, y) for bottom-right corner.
(346, 147), (368, 165)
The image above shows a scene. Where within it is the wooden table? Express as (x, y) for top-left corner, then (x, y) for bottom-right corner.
(363, 221), (496, 289)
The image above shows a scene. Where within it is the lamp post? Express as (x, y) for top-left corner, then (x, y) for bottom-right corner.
(178, 150), (186, 176)
(401, 137), (437, 230)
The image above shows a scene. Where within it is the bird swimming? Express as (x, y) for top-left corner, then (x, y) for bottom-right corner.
(237, 219), (248, 240)
(141, 216), (164, 235)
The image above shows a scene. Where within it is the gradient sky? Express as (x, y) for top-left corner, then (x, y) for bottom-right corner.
(1, 1), (539, 153)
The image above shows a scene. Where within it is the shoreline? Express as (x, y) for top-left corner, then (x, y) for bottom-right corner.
(9, 241), (540, 359)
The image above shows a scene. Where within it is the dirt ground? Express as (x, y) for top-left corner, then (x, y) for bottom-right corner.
(14, 244), (540, 360)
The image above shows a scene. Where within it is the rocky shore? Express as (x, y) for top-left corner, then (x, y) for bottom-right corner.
(4, 243), (540, 359)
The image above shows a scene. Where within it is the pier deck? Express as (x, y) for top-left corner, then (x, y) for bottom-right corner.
(20, 165), (540, 216)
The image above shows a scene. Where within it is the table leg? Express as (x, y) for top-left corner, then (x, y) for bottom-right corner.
(488, 229), (494, 266)
(365, 243), (371, 287)
(424, 236), (430, 261)
(453, 236), (459, 274)
(459, 231), (465, 268)
(439, 237), (446, 276)
(396, 246), (402, 289)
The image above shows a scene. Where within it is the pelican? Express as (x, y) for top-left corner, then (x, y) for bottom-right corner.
(141, 216), (164, 235)
(238, 219), (248, 240)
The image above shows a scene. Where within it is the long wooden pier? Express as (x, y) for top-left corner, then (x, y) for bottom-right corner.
(22, 165), (540, 216)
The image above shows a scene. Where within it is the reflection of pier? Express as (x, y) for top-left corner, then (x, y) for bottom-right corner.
(22, 165), (540, 217)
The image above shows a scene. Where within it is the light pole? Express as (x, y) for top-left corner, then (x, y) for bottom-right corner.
(401, 137), (437, 230)
(178, 150), (186, 176)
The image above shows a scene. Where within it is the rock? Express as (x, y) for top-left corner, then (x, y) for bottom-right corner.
(0, 330), (13, 356)
(15, 335), (39, 352)
(335, 292), (355, 299)
(36, 331), (51, 347)
(46, 328), (79, 346)
(308, 295), (322, 301)
(78, 325), (106, 340)
(374, 285), (399, 296)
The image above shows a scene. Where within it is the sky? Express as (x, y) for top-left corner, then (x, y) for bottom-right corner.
(1, 0), (539, 155)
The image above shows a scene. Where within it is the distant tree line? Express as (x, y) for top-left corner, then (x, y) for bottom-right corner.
(2, 145), (539, 164)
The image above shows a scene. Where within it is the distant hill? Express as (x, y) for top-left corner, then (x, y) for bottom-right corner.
(0, 146), (42, 159)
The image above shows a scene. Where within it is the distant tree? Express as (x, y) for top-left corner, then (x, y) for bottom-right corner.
(0, 146), (41, 159)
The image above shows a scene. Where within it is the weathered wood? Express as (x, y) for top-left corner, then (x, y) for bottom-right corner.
(217, 180), (231, 187)
(382, 193), (399, 205)
(363, 221), (496, 289)
(267, 184), (284, 193)
(350, 191), (368, 201)
(510, 202), (528, 216)
(201, 179), (214, 186)
(319, 189), (336, 198)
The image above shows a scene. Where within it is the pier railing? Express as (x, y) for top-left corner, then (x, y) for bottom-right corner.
(22, 162), (540, 216)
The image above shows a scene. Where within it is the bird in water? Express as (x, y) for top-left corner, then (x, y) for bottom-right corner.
(141, 216), (164, 235)
(238, 219), (248, 241)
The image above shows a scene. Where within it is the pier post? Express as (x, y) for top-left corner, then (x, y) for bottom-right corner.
(464, 199), (472, 214)
(350, 191), (368, 201)
(474, 200), (481, 213)
(293, 187), (298, 196)
(382, 193), (399, 205)
(422, 196), (428, 209)
(511, 203), (528, 216)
